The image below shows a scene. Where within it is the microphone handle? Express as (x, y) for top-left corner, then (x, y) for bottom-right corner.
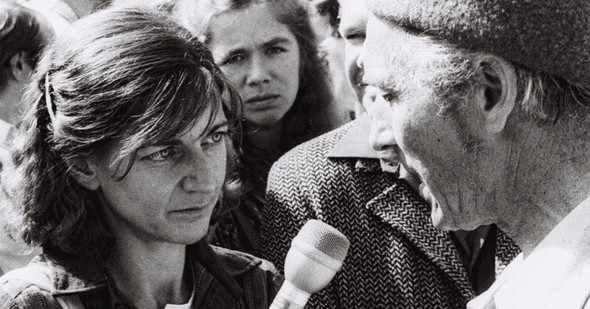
(269, 281), (311, 309)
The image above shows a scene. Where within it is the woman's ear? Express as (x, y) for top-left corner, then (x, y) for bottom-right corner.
(474, 54), (517, 134)
(70, 158), (100, 191)
(8, 51), (33, 82)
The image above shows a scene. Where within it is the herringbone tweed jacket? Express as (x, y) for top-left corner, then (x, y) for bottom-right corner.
(260, 119), (521, 309)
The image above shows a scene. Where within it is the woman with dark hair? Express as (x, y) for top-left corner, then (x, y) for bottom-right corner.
(0, 6), (281, 308)
(171, 0), (347, 255)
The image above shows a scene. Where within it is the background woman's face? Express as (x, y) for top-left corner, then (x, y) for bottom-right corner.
(208, 4), (301, 129)
(90, 102), (229, 245)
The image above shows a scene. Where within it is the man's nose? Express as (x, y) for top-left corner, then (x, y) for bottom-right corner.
(369, 96), (396, 152)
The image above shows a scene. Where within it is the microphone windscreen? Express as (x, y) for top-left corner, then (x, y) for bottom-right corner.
(295, 219), (350, 262)
(270, 220), (350, 309)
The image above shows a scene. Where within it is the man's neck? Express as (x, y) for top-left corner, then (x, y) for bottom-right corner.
(499, 120), (590, 256)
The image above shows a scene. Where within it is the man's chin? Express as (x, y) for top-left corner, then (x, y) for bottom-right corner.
(430, 205), (454, 230)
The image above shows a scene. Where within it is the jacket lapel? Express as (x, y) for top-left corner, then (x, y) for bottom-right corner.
(365, 179), (475, 299)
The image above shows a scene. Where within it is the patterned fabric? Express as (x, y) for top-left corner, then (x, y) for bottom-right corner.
(260, 121), (521, 309)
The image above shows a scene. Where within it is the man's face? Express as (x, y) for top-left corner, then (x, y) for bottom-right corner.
(338, 0), (376, 115)
(364, 15), (500, 231)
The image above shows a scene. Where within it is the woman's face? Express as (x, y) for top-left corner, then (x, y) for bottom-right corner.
(208, 4), (301, 129)
(88, 102), (229, 245)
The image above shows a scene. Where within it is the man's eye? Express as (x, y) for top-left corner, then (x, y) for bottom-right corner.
(344, 33), (365, 45)
(382, 93), (396, 102)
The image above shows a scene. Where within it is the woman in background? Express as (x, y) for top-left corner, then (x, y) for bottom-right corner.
(0, 1), (53, 276)
(171, 0), (347, 255)
(0, 6), (281, 308)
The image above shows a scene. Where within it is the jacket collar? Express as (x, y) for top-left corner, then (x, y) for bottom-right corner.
(43, 240), (244, 302)
(328, 114), (379, 159)
(366, 179), (475, 300)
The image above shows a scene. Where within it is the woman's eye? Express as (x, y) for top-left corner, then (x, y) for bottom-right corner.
(203, 131), (228, 145)
(146, 147), (180, 162)
(267, 46), (285, 55)
(223, 54), (245, 65)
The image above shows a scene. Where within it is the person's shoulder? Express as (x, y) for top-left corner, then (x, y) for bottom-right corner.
(0, 282), (53, 309)
(0, 262), (57, 309)
(211, 245), (279, 276)
(275, 122), (355, 166)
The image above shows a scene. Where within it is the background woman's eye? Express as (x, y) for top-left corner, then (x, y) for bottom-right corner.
(267, 46), (285, 55)
(224, 54), (245, 65)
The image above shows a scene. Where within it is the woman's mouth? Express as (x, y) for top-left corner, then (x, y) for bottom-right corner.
(245, 94), (280, 104)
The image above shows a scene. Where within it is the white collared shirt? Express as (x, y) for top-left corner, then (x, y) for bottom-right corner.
(468, 195), (590, 309)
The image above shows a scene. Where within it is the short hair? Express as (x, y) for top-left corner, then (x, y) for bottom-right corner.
(380, 28), (590, 125)
(172, 0), (337, 151)
(2, 6), (242, 253)
(0, 1), (52, 90)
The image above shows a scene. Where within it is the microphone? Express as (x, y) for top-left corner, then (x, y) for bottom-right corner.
(270, 219), (350, 309)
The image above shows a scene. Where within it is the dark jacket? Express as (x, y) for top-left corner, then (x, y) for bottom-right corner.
(261, 116), (521, 309)
(0, 240), (283, 309)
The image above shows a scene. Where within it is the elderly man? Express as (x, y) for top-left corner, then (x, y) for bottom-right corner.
(364, 0), (590, 307)
(260, 0), (520, 308)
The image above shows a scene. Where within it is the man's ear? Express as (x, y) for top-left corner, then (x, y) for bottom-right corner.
(8, 51), (33, 82)
(70, 158), (101, 191)
(475, 54), (517, 134)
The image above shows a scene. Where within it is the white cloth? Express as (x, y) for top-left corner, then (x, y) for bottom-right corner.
(468, 195), (590, 309)
(163, 287), (195, 309)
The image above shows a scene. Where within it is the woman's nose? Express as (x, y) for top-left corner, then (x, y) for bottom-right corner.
(246, 56), (271, 86)
(181, 149), (216, 192)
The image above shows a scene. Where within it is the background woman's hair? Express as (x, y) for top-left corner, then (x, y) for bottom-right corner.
(0, 1), (52, 91)
(172, 0), (339, 151)
(2, 5), (242, 253)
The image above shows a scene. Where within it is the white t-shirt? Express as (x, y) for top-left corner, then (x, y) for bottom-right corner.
(164, 287), (195, 309)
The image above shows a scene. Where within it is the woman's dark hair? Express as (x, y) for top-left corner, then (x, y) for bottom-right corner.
(0, 2), (52, 90)
(2, 6), (242, 253)
(172, 0), (339, 151)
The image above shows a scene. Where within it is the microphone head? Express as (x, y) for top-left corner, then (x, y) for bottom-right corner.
(284, 220), (350, 294)
(296, 219), (350, 262)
